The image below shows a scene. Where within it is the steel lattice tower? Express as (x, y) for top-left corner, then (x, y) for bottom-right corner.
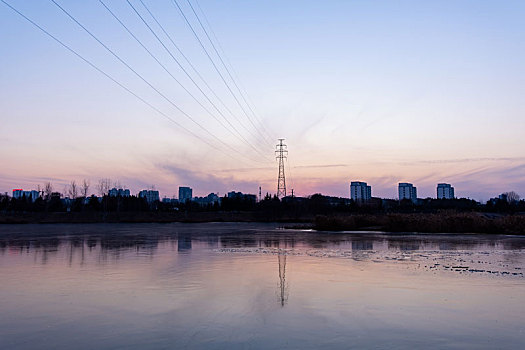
(275, 139), (288, 198)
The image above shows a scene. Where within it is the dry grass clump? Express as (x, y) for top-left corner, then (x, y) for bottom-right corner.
(314, 212), (525, 234)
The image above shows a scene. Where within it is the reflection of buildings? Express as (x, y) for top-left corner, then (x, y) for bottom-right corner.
(352, 240), (373, 250)
(177, 234), (192, 251)
(388, 240), (421, 251)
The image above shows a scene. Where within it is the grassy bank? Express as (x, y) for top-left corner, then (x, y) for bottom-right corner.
(0, 211), (312, 224)
(314, 212), (525, 234)
(2, 211), (525, 235)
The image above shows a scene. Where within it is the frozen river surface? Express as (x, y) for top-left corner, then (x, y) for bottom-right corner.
(0, 223), (524, 349)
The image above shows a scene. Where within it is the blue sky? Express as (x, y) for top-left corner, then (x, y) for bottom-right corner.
(1, 0), (525, 200)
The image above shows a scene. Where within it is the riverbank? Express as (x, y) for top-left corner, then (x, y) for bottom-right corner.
(0, 211), (311, 225)
(1, 211), (525, 234)
(313, 212), (525, 234)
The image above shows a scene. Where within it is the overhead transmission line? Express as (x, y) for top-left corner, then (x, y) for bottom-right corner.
(0, 0), (261, 165)
(0, 0), (233, 160)
(125, 0), (272, 161)
(98, 0), (268, 161)
(48, 0), (260, 163)
(193, 0), (274, 141)
(171, 0), (273, 147)
(133, 0), (269, 155)
(185, 0), (273, 142)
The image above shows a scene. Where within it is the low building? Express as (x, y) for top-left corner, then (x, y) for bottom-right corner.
(108, 188), (130, 197)
(162, 197), (178, 204)
(139, 190), (160, 203)
(399, 183), (417, 203)
(437, 183), (454, 199)
(350, 181), (371, 203)
(12, 189), (40, 202)
(193, 193), (220, 206)
(178, 186), (193, 203)
(227, 191), (257, 203)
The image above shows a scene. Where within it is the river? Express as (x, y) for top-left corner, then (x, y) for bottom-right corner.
(0, 223), (524, 349)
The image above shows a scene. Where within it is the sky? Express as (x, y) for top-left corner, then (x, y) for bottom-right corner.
(1, 0), (524, 201)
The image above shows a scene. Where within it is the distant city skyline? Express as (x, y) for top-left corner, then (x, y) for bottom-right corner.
(1, 0), (525, 201)
(6, 179), (515, 204)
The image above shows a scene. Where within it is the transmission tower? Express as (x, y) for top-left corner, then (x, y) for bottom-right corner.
(275, 139), (288, 198)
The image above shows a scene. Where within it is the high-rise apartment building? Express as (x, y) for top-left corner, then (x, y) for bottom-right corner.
(178, 186), (193, 203)
(350, 181), (372, 202)
(437, 183), (455, 199)
(398, 183), (417, 203)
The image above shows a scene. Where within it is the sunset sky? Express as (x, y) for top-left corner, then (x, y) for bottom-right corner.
(1, 0), (524, 201)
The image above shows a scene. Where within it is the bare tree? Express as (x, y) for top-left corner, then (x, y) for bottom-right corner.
(81, 179), (90, 198)
(44, 182), (53, 200)
(97, 178), (111, 196)
(504, 191), (520, 203)
(68, 180), (78, 199)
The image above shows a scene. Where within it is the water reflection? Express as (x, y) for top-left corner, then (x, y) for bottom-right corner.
(177, 233), (192, 252)
(352, 240), (373, 250)
(278, 254), (288, 307)
(1, 224), (525, 264)
(1, 223), (525, 349)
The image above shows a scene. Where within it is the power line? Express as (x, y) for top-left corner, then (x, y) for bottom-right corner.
(0, 0), (253, 165)
(192, 0), (275, 142)
(0, 0), (223, 152)
(48, 0), (254, 162)
(165, 0), (268, 147)
(130, 0), (271, 161)
(171, 0), (272, 147)
(285, 144), (295, 196)
(98, 0), (266, 162)
(134, 0), (268, 156)
(185, 0), (274, 143)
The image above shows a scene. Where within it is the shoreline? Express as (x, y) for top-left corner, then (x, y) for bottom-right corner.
(1, 211), (525, 235)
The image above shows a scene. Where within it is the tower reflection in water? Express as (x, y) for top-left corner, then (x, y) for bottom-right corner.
(278, 253), (288, 306)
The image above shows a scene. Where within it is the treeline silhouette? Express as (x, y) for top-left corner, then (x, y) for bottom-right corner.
(2, 192), (525, 218)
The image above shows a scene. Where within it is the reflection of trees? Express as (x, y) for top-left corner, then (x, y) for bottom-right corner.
(0, 234), (164, 265)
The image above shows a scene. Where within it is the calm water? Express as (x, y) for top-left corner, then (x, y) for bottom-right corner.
(1, 223), (524, 349)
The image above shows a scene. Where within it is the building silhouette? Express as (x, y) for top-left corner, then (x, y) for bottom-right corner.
(12, 189), (40, 202)
(139, 190), (159, 203)
(350, 181), (371, 203)
(437, 183), (455, 199)
(399, 183), (417, 203)
(178, 186), (193, 203)
(108, 188), (130, 197)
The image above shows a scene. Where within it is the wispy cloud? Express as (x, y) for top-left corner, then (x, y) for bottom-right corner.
(400, 157), (525, 166)
(156, 163), (260, 195)
(215, 167), (274, 173)
(293, 164), (348, 169)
